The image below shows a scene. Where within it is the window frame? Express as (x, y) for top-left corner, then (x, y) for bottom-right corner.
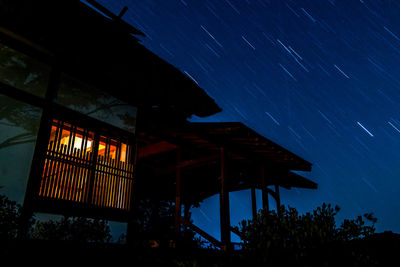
(37, 114), (136, 215)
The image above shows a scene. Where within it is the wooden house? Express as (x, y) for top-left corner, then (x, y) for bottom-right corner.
(0, 0), (316, 248)
(0, 0), (219, 232)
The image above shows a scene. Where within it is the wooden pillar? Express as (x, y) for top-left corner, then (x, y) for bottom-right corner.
(175, 148), (182, 236)
(19, 64), (61, 239)
(260, 164), (269, 211)
(127, 141), (139, 245)
(219, 146), (231, 250)
(251, 186), (257, 219)
(275, 185), (281, 214)
(184, 203), (191, 221)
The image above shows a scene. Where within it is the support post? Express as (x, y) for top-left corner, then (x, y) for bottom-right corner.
(19, 64), (61, 239)
(184, 203), (191, 221)
(127, 141), (139, 245)
(175, 148), (182, 236)
(275, 184), (281, 215)
(260, 164), (269, 211)
(251, 186), (257, 219)
(219, 146), (231, 250)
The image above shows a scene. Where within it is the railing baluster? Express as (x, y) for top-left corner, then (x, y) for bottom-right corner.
(40, 140), (53, 196)
(56, 144), (68, 199)
(65, 125), (74, 199)
(69, 147), (78, 201)
(48, 121), (63, 198)
(38, 120), (136, 213)
(81, 151), (91, 203)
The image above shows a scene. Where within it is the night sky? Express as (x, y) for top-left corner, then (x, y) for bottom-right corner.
(90, 0), (400, 240)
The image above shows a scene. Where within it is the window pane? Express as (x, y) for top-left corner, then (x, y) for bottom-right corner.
(0, 94), (42, 204)
(0, 43), (51, 97)
(56, 73), (137, 133)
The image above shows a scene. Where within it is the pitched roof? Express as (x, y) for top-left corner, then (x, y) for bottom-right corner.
(0, 0), (221, 119)
(136, 122), (316, 203)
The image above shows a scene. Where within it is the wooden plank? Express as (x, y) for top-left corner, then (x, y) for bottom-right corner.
(40, 140), (53, 196)
(82, 151), (92, 203)
(87, 132), (100, 205)
(58, 144), (69, 199)
(219, 146), (231, 250)
(69, 148), (79, 201)
(180, 217), (223, 249)
(138, 141), (176, 158)
(49, 121), (63, 198)
(61, 126), (75, 200)
(93, 155), (101, 206)
(53, 144), (65, 198)
(100, 156), (107, 207)
(110, 154), (117, 208)
(178, 154), (219, 169)
(275, 185), (281, 215)
(75, 147), (86, 202)
(101, 140), (109, 207)
(230, 226), (245, 240)
(114, 145), (122, 209)
(121, 161), (126, 210)
(110, 157), (117, 208)
(66, 127), (77, 201)
(127, 142), (136, 211)
(106, 157), (112, 208)
(175, 148), (182, 235)
(119, 161), (125, 209)
(260, 164), (269, 211)
(78, 129), (89, 202)
(251, 186), (257, 219)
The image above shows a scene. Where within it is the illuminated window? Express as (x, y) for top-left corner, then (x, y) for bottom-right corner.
(39, 119), (134, 211)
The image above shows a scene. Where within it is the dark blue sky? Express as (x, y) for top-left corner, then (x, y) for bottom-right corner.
(93, 0), (400, 239)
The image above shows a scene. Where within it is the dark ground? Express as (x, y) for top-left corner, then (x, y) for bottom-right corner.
(0, 232), (399, 266)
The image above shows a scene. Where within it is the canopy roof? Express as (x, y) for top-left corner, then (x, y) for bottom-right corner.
(0, 0), (221, 120)
(136, 122), (316, 204)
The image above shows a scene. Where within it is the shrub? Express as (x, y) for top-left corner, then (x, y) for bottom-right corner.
(30, 216), (112, 243)
(238, 203), (378, 266)
(0, 193), (22, 240)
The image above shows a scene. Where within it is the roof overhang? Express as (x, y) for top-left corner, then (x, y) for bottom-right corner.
(0, 0), (221, 118)
(136, 122), (316, 203)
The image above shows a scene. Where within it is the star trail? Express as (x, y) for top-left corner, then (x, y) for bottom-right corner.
(92, 0), (400, 239)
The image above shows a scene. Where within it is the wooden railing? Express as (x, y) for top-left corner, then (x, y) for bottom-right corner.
(230, 226), (245, 240)
(39, 142), (94, 203)
(179, 217), (223, 249)
(92, 155), (134, 210)
(39, 119), (134, 211)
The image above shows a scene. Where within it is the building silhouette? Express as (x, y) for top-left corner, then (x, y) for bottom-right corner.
(0, 0), (316, 249)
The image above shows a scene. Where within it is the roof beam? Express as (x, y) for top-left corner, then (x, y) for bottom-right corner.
(178, 154), (219, 168)
(138, 141), (177, 158)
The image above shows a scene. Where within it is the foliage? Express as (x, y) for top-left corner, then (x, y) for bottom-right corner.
(0, 189), (112, 243)
(131, 198), (205, 249)
(238, 203), (378, 266)
(0, 186), (37, 240)
(30, 216), (112, 243)
(0, 193), (22, 240)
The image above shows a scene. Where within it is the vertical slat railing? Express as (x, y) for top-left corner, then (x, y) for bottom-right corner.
(39, 120), (135, 211)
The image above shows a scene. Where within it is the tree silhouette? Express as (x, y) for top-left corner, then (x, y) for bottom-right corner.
(238, 203), (378, 266)
(30, 216), (112, 243)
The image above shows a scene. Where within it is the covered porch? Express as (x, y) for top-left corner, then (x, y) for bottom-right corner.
(135, 122), (317, 250)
